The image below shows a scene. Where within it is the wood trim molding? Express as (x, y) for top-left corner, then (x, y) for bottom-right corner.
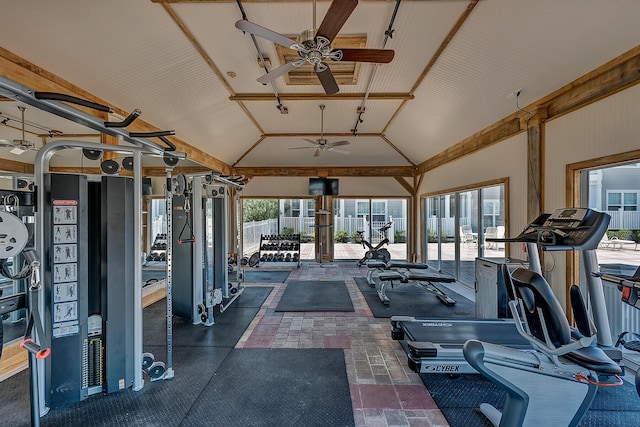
(419, 176), (509, 199)
(0, 158), (34, 174)
(564, 147), (640, 316)
(233, 135), (266, 167)
(416, 117), (521, 174)
(233, 165), (413, 178)
(230, 93), (413, 101)
(381, 134), (416, 166)
(393, 176), (414, 195)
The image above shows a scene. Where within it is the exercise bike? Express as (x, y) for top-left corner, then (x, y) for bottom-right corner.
(356, 221), (393, 266)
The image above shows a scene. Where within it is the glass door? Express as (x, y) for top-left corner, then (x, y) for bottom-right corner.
(423, 183), (506, 286)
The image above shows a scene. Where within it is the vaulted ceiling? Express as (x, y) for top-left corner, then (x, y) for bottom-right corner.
(1, 0), (640, 173)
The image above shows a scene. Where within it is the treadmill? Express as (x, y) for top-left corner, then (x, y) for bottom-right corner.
(391, 207), (621, 374)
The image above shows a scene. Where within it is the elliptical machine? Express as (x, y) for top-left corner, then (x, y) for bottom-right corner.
(356, 220), (393, 266)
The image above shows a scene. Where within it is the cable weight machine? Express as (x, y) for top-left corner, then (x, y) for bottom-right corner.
(168, 171), (246, 326)
(0, 192), (48, 427)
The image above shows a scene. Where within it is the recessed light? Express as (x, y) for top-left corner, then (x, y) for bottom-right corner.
(227, 71), (237, 78)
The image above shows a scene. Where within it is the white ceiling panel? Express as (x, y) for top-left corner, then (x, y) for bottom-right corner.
(237, 135), (409, 167)
(1, 0), (639, 172)
(386, 0), (640, 162)
(244, 98), (402, 134)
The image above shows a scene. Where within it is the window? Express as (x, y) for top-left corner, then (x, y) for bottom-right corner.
(606, 191), (638, 211)
(372, 200), (387, 222)
(357, 200), (369, 217)
(482, 199), (501, 226)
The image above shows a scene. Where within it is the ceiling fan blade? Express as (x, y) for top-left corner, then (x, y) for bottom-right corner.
(289, 146), (316, 150)
(331, 147), (350, 154)
(235, 20), (299, 50)
(0, 139), (14, 146)
(257, 61), (301, 84)
(329, 140), (350, 147)
(338, 48), (395, 63)
(314, 149), (321, 157)
(316, 65), (339, 95)
(316, 0), (359, 43)
(302, 138), (319, 145)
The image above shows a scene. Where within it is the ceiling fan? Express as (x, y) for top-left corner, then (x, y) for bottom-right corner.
(235, 0), (394, 95)
(289, 105), (350, 157)
(0, 106), (38, 155)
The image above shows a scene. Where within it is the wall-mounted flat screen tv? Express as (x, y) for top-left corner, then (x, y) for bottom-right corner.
(325, 178), (339, 196)
(309, 178), (325, 196)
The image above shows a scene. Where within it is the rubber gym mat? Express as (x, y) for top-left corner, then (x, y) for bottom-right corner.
(275, 280), (354, 312)
(142, 268), (165, 285)
(0, 345), (233, 427)
(420, 373), (640, 427)
(229, 269), (291, 283)
(143, 287), (273, 348)
(354, 276), (475, 318)
(180, 348), (354, 427)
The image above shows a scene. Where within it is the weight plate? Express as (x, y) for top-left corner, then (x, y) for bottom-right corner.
(163, 154), (179, 167)
(213, 288), (223, 305)
(82, 148), (102, 160)
(142, 352), (155, 370)
(248, 252), (260, 267)
(100, 159), (120, 175)
(0, 211), (29, 259)
(173, 174), (186, 195)
(148, 361), (166, 379)
(121, 156), (134, 171)
(17, 179), (28, 189)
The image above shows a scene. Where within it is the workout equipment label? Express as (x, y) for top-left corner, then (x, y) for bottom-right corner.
(52, 199), (80, 339)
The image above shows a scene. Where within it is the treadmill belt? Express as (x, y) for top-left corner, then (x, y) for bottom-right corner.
(402, 319), (530, 347)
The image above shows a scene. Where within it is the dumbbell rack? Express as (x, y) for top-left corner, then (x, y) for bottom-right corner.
(147, 233), (167, 263)
(258, 234), (301, 267)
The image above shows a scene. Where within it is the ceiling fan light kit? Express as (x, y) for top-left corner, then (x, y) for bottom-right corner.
(0, 105), (38, 155)
(235, 0), (395, 95)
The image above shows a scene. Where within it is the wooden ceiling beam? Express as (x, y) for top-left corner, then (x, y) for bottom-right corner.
(233, 165), (413, 178)
(416, 117), (521, 174)
(0, 47), (232, 174)
(380, 134), (415, 166)
(230, 93), (413, 102)
(154, 0), (435, 3)
(264, 132), (378, 137)
(143, 166), (211, 176)
(0, 158), (34, 174)
(394, 176), (414, 195)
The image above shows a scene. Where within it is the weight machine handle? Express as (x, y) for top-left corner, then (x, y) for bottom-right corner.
(34, 92), (113, 113)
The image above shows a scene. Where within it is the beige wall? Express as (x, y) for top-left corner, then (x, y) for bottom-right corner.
(544, 84), (640, 302)
(242, 176), (408, 198)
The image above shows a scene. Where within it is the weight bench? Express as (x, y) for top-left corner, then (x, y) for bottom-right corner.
(365, 260), (430, 286)
(376, 271), (456, 306)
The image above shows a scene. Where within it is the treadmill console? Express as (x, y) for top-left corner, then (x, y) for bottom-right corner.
(513, 208), (610, 251)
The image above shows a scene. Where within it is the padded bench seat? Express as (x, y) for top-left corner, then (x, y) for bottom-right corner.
(366, 260), (429, 270)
